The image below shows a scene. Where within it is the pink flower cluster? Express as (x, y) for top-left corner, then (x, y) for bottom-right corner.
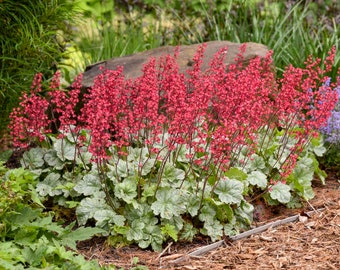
(9, 73), (51, 148)
(49, 71), (83, 134)
(9, 44), (339, 181)
(9, 71), (82, 147)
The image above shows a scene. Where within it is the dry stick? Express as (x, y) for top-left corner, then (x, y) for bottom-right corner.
(169, 207), (326, 264)
(156, 242), (173, 260)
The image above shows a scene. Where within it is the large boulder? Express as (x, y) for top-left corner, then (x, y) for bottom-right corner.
(81, 41), (270, 89)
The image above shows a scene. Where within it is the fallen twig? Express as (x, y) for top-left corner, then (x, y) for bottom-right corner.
(157, 241), (173, 260)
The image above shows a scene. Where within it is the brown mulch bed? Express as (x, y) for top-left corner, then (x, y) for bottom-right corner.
(78, 176), (340, 270)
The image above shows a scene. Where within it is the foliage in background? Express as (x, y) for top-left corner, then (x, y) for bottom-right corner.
(9, 46), (338, 250)
(0, 0), (78, 135)
(71, 0), (339, 80)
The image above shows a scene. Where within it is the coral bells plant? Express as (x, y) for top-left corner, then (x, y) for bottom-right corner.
(9, 73), (51, 148)
(49, 71), (83, 134)
(9, 71), (83, 148)
(9, 44), (340, 250)
(80, 45), (337, 180)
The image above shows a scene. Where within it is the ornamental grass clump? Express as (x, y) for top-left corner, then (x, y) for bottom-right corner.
(8, 44), (339, 250)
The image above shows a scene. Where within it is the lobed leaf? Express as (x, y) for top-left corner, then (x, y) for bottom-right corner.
(114, 177), (138, 204)
(54, 138), (76, 161)
(269, 182), (291, 203)
(151, 187), (186, 219)
(93, 209), (126, 228)
(60, 227), (107, 250)
(76, 194), (109, 226)
(74, 174), (102, 196)
(20, 148), (45, 169)
(180, 223), (198, 241)
(201, 219), (223, 242)
(247, 170), (267, 189)
(214, 178), (244, 205)
(36, 172), (63, 197)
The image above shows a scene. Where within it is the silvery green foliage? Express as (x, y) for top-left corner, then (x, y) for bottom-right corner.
(20, 128), (326, 251)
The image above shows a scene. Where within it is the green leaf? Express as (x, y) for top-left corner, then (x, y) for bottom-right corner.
(247, 170), (267, 189)
(54, 138), (76, 161)
(311, 155), (327, 184)
(198, 203), (216, 222)
(115, 159), (129, 178)
(297, 155), (313, 168)
(216, 203), (234, 223)
(14, 228), (39, 245)
(286, 195), (303, 209)
(161, 224), (178, 241)
(141, 184), (157, 203)
(234, 200), (254, 225)
(248, 154), (266, 171)
(44, 149), (64, 169)
(310, 136), (326, 157)
(0, 149), (13, 163)
(29, 184), (45, 208)
(224, 167), (248, 181)
(125, 203), (154, 223)
(142, 224), (163, 251)
(127, 147), (147, 163)
(269, 182), (291, 203)
(6, 168), (36, 192)
(0, 242), (25, 268)
(60, 227), (106, 250)
(21, 148), (45, 169)
(74, 174), (102, 196)
(162, 163), (185, 184)
(6, 206), (41, 229)
(114, 177), (138, 204)
(214, 178), (244, 204)
(126, 220), (145, 241)
(313, 144), (326, 157)
(180, 223), (198, 241)
(140, 158), (156, 176)
(290, 176), (315, 200)
(22, 240), (49, 266)
(176, 145), (191, 163)
(151, 187), (185, 219)
(30, 215), (65, 234)
(36, 172), (62, 196)
(93, 209), (126, 228)
(186, 195), (200, 217)
(76, 195), (109, 226)
(264, 142), (279, 157)
(293, 157), (314, 182)
(224, 219), (239, 237)
(201, 219), (223, 242)
(76, 150), (93, 166)
(127, 147), (156, 176)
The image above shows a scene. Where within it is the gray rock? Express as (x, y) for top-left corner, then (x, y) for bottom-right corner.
(81, 41), (269, 89)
